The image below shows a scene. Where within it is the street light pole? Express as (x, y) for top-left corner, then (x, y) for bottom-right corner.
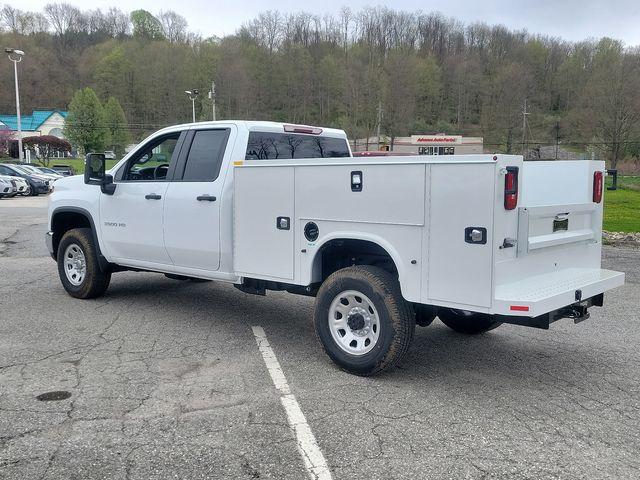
(6, 48), (24, 161)
(185, 90), (199, 123)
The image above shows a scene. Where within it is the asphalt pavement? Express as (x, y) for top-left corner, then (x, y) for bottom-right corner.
(1, 195), (639, 479)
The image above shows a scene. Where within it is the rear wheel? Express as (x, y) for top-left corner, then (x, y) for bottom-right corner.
(20, 186), (31, 196)
(437, 308), (501, 334)
(313, 265), (415, 376)
(57, 228), (111, 299)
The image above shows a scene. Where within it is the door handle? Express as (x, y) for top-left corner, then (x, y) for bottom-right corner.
(196, 195), (217, 202)
(145, 193), (162, 200)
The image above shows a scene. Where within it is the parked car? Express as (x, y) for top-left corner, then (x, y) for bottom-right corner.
(2, 174), (29, 196)
(104, 151), (116, 160)
(19, 164), (63, 182)
(13, 176), (30, 195)
(35, 166), (65, 177)
(46, 120), (624, 376)
(0, 164), (50, 195)
(0, 175), (17, 198)
(52, 165), (76, 176)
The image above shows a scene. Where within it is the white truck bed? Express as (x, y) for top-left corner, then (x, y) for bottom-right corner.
(233, 155), (624, 321)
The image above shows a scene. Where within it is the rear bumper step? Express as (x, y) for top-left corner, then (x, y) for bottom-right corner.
(493, 268), (624, 317)
(495, 294), (603, 330)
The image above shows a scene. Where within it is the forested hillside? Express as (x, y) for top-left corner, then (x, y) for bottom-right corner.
(1, 4), (640, 166)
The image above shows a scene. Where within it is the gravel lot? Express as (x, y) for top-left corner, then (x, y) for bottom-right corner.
(1, 195), (639, 479)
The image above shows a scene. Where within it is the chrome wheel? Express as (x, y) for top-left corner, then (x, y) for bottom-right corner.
(328, 290), (380, 355)
(63, 243), (86, 286)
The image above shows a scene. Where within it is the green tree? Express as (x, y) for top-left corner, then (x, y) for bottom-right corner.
(64, 88), (109, 154)
(94, 45), (131, 100)
(103, 97), (131, 157)
(130, 10), (165, 40)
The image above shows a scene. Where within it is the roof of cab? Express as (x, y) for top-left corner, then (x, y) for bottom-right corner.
(159, 120), (347, 139)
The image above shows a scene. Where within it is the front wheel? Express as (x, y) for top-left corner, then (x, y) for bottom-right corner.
(313, 266), (415, 376)
(57, 228), (111, 299)
(437, 308), (501, 334)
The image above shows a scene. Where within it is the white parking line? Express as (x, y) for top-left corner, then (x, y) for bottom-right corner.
(251, 326), (333, 480)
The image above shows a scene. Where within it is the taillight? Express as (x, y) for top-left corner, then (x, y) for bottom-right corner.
(593, 171), (603, 203)
(504, 166), (519, 210)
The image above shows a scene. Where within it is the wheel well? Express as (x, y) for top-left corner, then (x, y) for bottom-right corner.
(316, 239), (398, 282)
(51, 210), (92, 257)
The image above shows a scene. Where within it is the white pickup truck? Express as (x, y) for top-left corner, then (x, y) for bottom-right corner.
(47, 121), (624, 375)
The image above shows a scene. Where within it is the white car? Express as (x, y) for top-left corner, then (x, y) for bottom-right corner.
(46, 120), (625, 376)
(13, 176), (30, 195)
(0, 175), (17, 197)
(35, 166), (65, 179)
(19, 164), (62, 182)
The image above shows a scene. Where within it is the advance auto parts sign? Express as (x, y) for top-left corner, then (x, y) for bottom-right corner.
(411, 135), (462, 145)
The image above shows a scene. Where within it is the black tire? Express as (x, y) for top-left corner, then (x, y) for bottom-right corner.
(57, 228), (111, 299)
(437, 308), (502, 334)
(313, 265), (415, 376)
(21, 186), (31, 196)
(415, 304), (436, 327)
(29, 186), (38, 196)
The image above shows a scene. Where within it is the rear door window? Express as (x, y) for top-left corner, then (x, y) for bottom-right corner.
(245, 132), (350, 160)
(181, 129), (230, 181)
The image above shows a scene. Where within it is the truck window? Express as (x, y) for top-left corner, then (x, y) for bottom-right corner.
(181, 129), (230, 182)
(120, 133), (181, 181)
(245, 132), (350, 160)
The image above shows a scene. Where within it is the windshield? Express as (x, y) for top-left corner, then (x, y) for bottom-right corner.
(21, 165), (40, 173)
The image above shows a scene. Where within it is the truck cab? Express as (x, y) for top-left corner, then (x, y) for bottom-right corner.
(48, 121), (351, 282)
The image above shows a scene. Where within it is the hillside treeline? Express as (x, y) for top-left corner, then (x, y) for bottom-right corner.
(1, 4), (640, 166)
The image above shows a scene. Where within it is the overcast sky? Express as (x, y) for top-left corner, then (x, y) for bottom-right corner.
(16, 0), (640, 46)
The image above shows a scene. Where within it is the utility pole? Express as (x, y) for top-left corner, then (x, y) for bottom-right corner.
(208, 81), (216, 121)
(521, 98), (529, 158)
(376, 100), (383, 151)
(555, 121), (560, 160)
(6, 48), (24, 161)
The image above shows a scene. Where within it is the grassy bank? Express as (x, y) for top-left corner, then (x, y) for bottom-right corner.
(604, 176), (640, 232)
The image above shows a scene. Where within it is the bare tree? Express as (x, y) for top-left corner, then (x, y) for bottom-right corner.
(44, 2), (82, 36)
(158, 10), (188, 43)
(1, 5), (20, 32)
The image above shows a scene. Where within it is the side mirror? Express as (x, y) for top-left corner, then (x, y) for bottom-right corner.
(84, 153), (116, 195)
(84, 153), (106, 185)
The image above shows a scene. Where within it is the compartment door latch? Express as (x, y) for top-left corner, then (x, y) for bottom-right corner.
(276, 216), (290, 230)
(465, 227), (487, 244)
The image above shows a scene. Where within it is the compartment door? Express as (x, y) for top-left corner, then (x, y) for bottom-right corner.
(427, 164), (494, 308)
(234, 166), (295, 281)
